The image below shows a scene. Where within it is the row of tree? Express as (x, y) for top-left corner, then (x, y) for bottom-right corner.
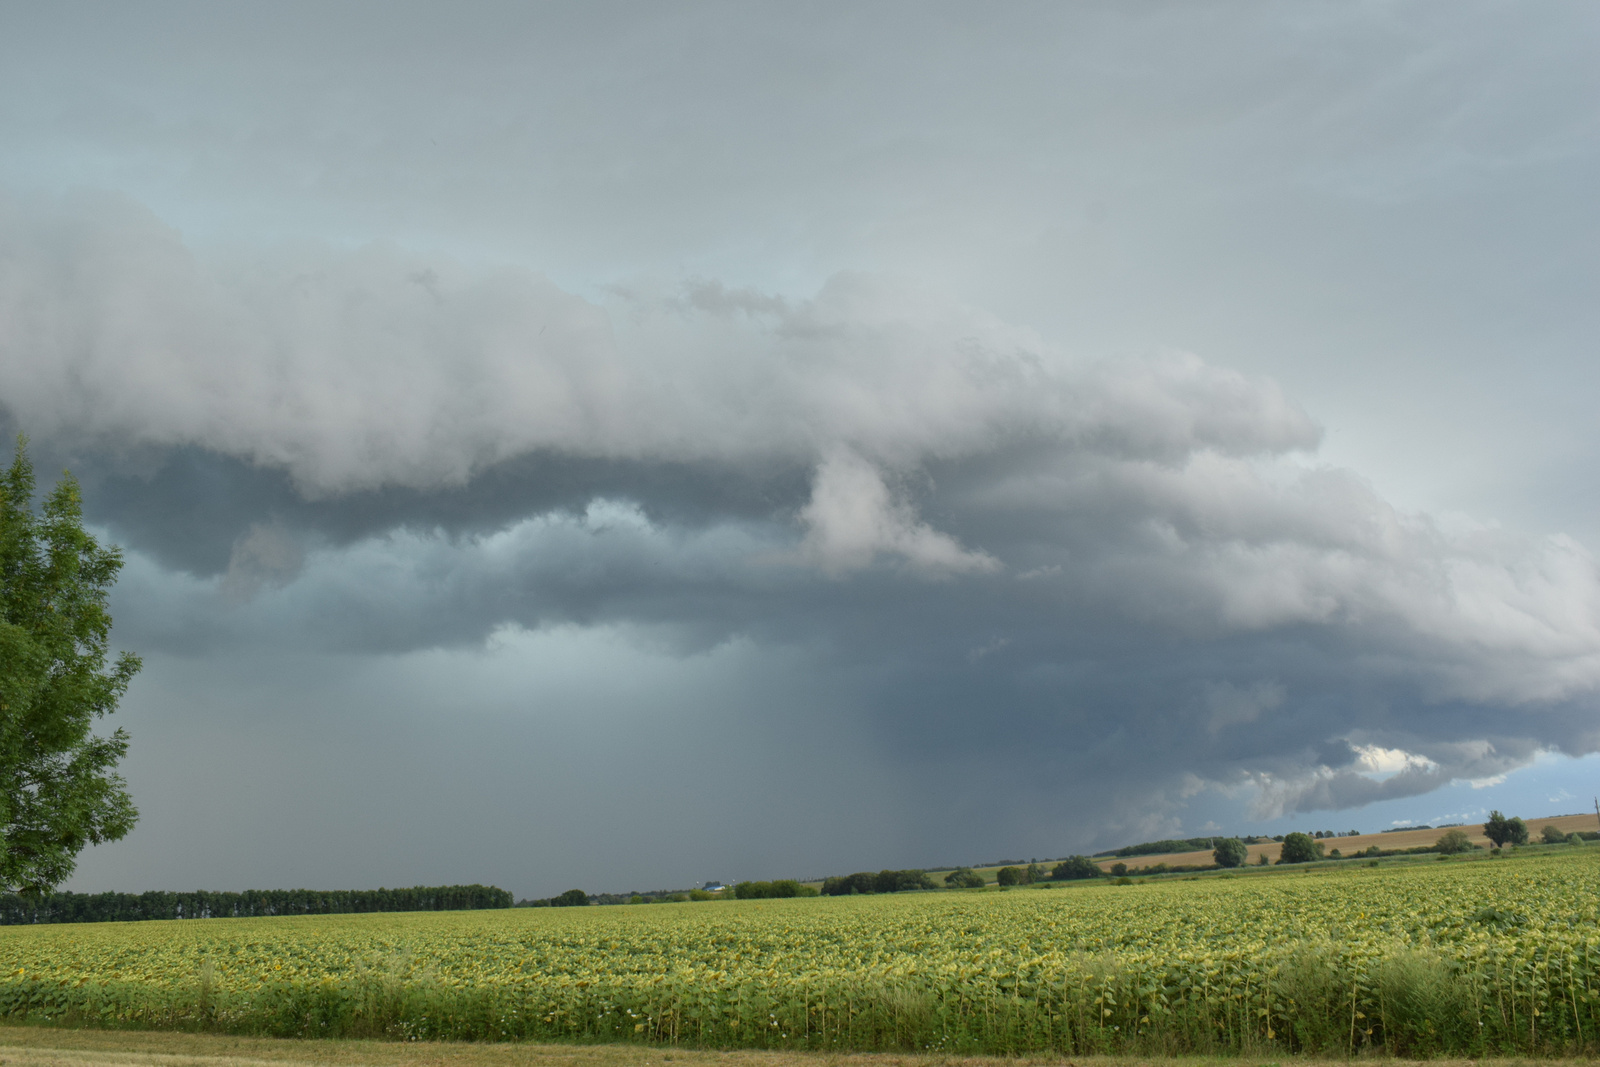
(518, 889), (591, 907)
(0, 884), (513, 924)
(821, 869), (937, 895)
(734, 879), (812, 898)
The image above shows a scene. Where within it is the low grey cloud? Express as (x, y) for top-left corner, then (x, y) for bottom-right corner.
(1, 3), (1594, 892)
(6, 195), (1593, 868)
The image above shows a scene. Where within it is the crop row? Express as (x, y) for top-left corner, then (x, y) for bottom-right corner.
(0, 850), (1594, 1055)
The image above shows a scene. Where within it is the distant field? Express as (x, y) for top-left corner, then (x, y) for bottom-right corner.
(1099, 812), (1599, 872)
(0, 847), (1595, 1056)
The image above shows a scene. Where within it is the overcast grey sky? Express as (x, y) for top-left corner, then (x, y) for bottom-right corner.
(2, 2), (1597, 897)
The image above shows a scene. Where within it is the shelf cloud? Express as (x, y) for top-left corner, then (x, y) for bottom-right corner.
(5, 193), (1596, 878)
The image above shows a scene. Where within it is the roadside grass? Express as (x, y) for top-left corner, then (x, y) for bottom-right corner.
(0, 1026), (1588, 1067)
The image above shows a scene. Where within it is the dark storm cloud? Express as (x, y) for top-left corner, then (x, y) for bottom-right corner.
(1, 4), (1597, 891)
(3, 195), (1590, 850)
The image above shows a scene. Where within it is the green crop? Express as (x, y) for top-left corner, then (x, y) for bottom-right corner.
(0, 849), (1596, 1055)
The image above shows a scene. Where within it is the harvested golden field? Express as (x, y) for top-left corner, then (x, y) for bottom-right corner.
(1099, 813), (1600, 872)
(0, 849), (1595, 1056)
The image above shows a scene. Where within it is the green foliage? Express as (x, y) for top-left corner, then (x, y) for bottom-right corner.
(1212, 837), (1249, 868)
(1277, 832), (1323, 864)
(821, 870), (933, 896)
(1109, 861), (1128, 877)
(943, 868), (984, 888)
(551, 889), (589, 907)
(1024, 862), (1042, 883)
(1435, 829), (1475, 854)
(1051, 855), (1101, 880)
(1483, 811), (1529, 847)
(3, 851), (1596, 1055)
(733, 879), (801, 899)
(995, 866), (1023, 886)
(822, 873), (874, 895)
(1110, 836), (1218, 858)
(0, 439), (139, 895)
(0, 884), (513, 924)
(688, 888), (716, 901)
(1540, 823), (1570, 845)
(1257, 852), (1270, 866)
(875, 869), (934, 892)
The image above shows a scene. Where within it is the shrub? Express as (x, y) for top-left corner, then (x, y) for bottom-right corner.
(821, 872), (876, 896)
(1257, 853), (1270, 866)
(823, 870), (932, 895)
(1052, 856), (1102, 880)
(552, 889), (589, 907)
(1540, 823), (1569, 845)
(1483, 810), (1528, 847)
(1277, 832), (1322, 864)
(1109, 862), (1128, 877)
(995, 866), (1023, 886)
(943, 868), (985, 888)
(1213, 838), (1249, 868)
(688, 888), (715, 901)
(875, 869), (935, 893)
(735, 879), (801, 899)
(1435, 829), (1475, 854)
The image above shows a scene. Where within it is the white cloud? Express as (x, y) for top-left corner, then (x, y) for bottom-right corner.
(0, 194), (1320, 498)
(1353, 744), (1439, 780)
(220, 522), (304, 604)
(797, 451), (997, 577)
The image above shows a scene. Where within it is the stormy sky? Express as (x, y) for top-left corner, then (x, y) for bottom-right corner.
(3, 2), (1598, 897)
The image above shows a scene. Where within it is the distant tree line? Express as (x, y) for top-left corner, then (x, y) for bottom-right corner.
(1098, 837), (1221, 858)
(0, 884), (512, 925)
(518, 889), (591, 907)
(735, 879), (819, 898)
(821, 869), (936, 895)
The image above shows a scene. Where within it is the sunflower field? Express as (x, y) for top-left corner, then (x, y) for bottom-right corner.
(1, 849), (1596, 1056)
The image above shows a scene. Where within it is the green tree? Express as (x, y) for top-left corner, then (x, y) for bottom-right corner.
(1435, 829), (1474, 854)
(1276, 832), (1322, 864)
(1051, 855), (1102, 880)
(551, 889), (589, 906)
(1540, 823), (1568, 845)
(0, 439), (139, 895)
(995, 865), (1023, 886)
(1483, 811), (1528, 847)
(943, 868), (984, 888)
(1024, 862), (1042, 884)
(1212, 838), (1249, 868)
